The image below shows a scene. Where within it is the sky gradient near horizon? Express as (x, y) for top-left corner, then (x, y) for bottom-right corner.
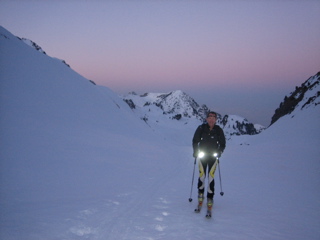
(1, 0), (319, 126)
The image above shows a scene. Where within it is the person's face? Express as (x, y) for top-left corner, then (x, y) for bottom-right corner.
(207, 113), (216, 126)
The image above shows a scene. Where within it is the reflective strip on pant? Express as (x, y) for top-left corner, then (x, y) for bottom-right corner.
(207, 160), (218, 195)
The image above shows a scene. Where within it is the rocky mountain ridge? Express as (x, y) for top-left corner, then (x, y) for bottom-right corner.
(19, 36), (70, 67)
(122, 90), (265, 138)
(271, 72), (320, 125)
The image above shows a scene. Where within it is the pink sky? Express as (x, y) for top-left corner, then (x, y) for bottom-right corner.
(1, 0), (319, 125)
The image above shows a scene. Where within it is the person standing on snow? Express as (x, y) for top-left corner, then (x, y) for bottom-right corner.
(192, 111), (226, 213)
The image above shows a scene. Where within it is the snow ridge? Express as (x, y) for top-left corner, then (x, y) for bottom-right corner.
(20, 37), (47, 54)
(271, 72), (320, 125)
(18, 35), (70, 67)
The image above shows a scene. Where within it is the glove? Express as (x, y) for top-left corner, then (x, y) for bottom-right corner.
(193, 147), (199, 158)
(193, 151), (198, 158)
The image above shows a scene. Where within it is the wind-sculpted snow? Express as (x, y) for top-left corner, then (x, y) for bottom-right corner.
(1, 26), (319, 240)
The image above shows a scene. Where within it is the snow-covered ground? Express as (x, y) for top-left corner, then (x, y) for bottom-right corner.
(1, 26), (320, 240)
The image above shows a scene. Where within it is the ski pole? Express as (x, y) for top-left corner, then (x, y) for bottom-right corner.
(188, 157), (197, 202)
(218, 159), (224, 196)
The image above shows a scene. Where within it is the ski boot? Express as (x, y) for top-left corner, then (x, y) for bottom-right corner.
(194, 192), (204, 213)
(206, 198), (213, 218)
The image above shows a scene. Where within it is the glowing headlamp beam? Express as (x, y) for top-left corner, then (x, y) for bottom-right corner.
(198, 152), (219, 159)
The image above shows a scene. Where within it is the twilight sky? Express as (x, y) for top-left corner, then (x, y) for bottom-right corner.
(1, 0), (319, 126)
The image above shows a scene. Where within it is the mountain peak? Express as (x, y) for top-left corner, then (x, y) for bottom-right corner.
(271, 72), (320, 125)
(123, 90), (204, 120)
(122, 90), (263, 138)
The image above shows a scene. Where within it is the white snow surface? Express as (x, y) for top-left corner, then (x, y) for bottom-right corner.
(1, 26), (320, 240)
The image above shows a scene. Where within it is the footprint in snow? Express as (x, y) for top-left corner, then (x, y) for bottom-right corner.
(162, 212), (169, 216)
(69, 225), (97, 237)
(155, 217), (163, 221)
(159, 197), (170, 204)
(155, 224), (167, 231)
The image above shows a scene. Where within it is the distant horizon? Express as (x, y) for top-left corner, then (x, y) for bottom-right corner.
(102, 74), (317, 127)
(1, 0), (319, 126)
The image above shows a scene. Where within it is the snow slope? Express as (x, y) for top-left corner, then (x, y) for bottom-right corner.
(1, 26), (320, 240)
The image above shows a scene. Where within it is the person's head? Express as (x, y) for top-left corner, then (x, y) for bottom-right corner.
(206, 111), (217, 127)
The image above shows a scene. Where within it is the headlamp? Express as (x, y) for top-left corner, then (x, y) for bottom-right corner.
(198, 152), (219, 159)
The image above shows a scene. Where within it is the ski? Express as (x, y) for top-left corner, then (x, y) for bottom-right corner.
(205, 210), (212, 219)
(194, 205), (202, 213)
(195, 193), (204, 213)
(206, 198), (213, 219)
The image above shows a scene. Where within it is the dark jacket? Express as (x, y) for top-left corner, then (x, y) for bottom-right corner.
(192, 124), (226, 156)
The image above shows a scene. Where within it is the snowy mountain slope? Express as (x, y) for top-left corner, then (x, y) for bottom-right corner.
(0, 25), (166, 203)
(123, 90), (207, 121)
(20, 37), (47, 54)
(219, 114), (265, 137)
(1, 25), (319, 240)
(123, 91), (265, 140)
(20, 36), (70, 67)
(222, 103), (320, 240)
(122, 91), (204, 145)
(271, 72), (320, 125)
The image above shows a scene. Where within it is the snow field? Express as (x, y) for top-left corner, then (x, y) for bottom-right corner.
(1, 26), (319, 239)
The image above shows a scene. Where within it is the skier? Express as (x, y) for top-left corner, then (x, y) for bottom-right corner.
(192, 111), (226, 217)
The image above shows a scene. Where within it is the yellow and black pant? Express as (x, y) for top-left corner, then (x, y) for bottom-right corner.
(197, 157), (218, 199)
